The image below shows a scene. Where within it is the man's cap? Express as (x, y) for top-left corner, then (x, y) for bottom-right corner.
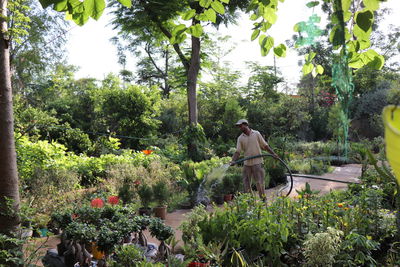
(235, 119), (248, 126)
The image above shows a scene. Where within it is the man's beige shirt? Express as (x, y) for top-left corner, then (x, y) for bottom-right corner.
(236, 130), (268, 166)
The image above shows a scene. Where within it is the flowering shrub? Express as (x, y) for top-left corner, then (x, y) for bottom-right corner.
(91, 198), (104, 208)
(108, 196), (119, 205)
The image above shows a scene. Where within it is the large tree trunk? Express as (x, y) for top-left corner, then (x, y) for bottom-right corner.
(0, 0), (21, 237)
(186, 31), (201, 160)
(187, 34), (200, 125)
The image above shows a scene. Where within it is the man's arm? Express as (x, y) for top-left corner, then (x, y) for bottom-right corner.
(262, 143), (279, 158)
(230, 151), (240, 165)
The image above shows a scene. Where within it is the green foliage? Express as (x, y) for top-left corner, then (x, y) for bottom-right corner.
(303, 227), (343, 266)
(152, 181), (170, 206)
(108, 244), (146, 267)
(137, 184), (153, 208)
(336, 232), (379, 266)
(149, 218), (174, 241)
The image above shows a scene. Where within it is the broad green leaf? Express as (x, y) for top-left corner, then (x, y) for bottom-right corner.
(251, 29), (260, 41)
(348, 52), (364, 68)
(72, 12), (89, 26)
(359, 39), (371, 50)
(39, 0), (57, 9)
(344, 27), (351, 42)
(220, 0), (229, 3)
(182, 9), (196, 21)
(211, 1), (225, 14)
(259, 34), (267, 46)
(117, 0), (131, 8)
(172, 24), (187, 36)
(341, 0), (351, 12)
(305, 52), (316, 62)
(355, 9), (373, 33)
(204, 8), (216, 23)
(259, 35), (273, 56)
(363, 0), (379, 11)
(353, 24), (371, 40)
(273, 44), (286, 57)
(199, 0), (212, 8)
(364, 49), (384, 70)
(250, 13), (259, 21)
(187, 24), (203, 38)
(343, 10), (352, 22)
(84, 0), (105, 20)
(263, 7), (277, 24)
(316, 64), (324, 74)
(261, 21), (272, 31)
(68, 0), (84, 13)
(312, 68), (318, 77)
(263, 36), (274, 50)
(54, 0), (68, 11)
(306, 1), (319, 8)
(302, 63), (314, 75)
(347, 40), (360, 52)
(196, 13), (209, 21)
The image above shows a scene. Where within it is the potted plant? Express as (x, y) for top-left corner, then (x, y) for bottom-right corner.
(137, 184), (153, 216)
(149, 218), (174, 260)
(222, 174), (236, 202)
(211, 181), (224, 205)
(152, 181), (170, 220)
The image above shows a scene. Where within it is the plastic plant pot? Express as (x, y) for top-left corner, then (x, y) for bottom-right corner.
(383, 105), (400, 182)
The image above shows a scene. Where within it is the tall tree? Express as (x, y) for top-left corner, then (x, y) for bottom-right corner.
(109, 0), (248, 158)
(8, 0), (69, 92)
(0, 0), (21, 241)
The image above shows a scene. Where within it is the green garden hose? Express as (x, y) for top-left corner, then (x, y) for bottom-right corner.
(232, 153), (294, 197)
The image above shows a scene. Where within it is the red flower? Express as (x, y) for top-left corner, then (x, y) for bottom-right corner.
(134, 180), (141, 186)
(71, 214), (79, 220)
(108, 196), (119, 205)
(142, 149), (153, 155)
(91, 198), (104, 208)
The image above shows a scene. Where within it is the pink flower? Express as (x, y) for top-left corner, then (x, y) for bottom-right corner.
(91, 198), (104, 208)
(108, 196), (119, 205)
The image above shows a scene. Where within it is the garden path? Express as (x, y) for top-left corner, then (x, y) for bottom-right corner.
(34, 164), (362, 264)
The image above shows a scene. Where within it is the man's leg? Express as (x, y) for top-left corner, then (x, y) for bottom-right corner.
(254, 164), (266, 199)
(242, 166), (252, 193)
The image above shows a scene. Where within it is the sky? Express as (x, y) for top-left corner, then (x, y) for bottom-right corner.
(66, 1), (400, 90)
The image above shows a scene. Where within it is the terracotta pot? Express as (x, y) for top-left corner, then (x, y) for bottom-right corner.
(224, 194), (233, 202)
(153, 206), (167, 220)
(138, 207), (152, 216)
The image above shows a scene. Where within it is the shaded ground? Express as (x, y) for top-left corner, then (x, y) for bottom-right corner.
(32, 164), (362, 265)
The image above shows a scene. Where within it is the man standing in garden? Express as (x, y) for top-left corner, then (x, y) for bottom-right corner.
(230, 119), (279, 201)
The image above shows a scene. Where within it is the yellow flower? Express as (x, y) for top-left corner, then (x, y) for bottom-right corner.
(367, 235), (372, 240)
(337, 203), (344, 208)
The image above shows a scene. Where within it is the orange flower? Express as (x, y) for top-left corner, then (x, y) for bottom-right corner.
(91, 198), (104, 208)
(142, 149), (153, 155)
(337, 203), (344, 208)
(108, 196), (119, 205)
